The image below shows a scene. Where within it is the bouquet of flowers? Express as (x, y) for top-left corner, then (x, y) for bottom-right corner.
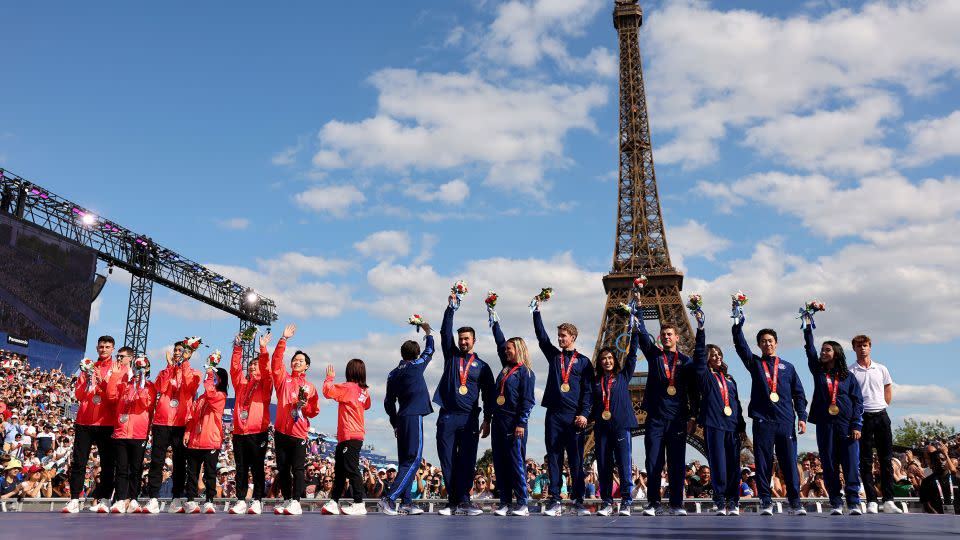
(408, 313), (427, 333)
(632, 275), (648, 291)
(485, 291), (500, 328)
(80, 358), (96, 390)
(686, 294), (704, 314)
(730, 290), (748, 321)
(529, 287), (554, 312)
(134, 356), (150, 372)
(206, 350), (222, 371)
(617, 302), (634, 315)
(450, 280), (469, 309)
(181, 336), (203, 351)
(798, 300), (826, 328)
(240, 326), (258, 342)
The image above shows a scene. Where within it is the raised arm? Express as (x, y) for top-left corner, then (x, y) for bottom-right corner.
(731, 320), (756, 368)
(691, 327), (707, 374)
(492, 320), (508, 366)
(271, 336), (289, 388)
(202, 370), (218, 399)
(413, 334), (436, 367)
(440, 301), (456, 361)
(802, 323), (820, 374)
(322, 366), (346, 401)
(229, 340), (244, 389)
(635, 316), (662, 361)
(532, 310), (560, 362)
(621, 322), (642, 380)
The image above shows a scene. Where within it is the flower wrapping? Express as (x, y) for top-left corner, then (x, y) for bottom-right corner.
(686, 294), (704, 313)
(798, 300), (826, 329)
(485, 291), (500, 328)
(240, 326), (257, 342)
(730, 290), (749, 321)
(408, 314), (426, 333)
(529, 287), (554, 312)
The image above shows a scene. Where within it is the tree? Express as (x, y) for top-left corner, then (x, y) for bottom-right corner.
(476, 448), (493, 471)
(893, 418), (956, 449)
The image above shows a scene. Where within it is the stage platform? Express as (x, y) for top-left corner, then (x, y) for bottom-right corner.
(8, 513), (958, 540)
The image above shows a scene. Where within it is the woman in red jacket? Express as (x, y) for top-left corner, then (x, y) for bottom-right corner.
(229, 332), (273, 515)
(270, 323), (320, 516)
(182, 364), (228, 514)
(320, 359), (372, 516)
(107, 351), (156, 514)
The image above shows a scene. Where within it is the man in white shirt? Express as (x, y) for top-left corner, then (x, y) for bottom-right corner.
(848, 334), (901, 514)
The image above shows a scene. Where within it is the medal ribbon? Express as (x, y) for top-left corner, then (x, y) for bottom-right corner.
(712, 371), (730, 411)
(498, 364), (522, 402)
(761, 356), (780, 395)
(825, 373), (839, 409)
(458, 354), (476, 391)
(559, 350), (577, 387)
(601, 374), (615, 414)
(662, 351), (678, 389)
(240, 377), (259, 420)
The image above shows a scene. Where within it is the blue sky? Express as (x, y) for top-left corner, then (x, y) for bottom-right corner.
(2, 0), (959, 464)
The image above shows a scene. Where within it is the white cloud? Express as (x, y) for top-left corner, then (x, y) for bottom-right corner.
(743, 93), (899, 174)
(403, 178), (470, 205)
(445, 25), (465, 47)
(312, 69), (607, 195)
(413, 233), (437, 266)
(294, 185), (366, 217)
(903, 110), (960, 166)
(668, 219), (731, 270)
(354, 230), (412, 260)
(892, 383), (957, 407)
(271, 142), (303, 166)
(644, 1), (960, 167)
(216, 217), (250, 230)
(697, 172), (960, 239)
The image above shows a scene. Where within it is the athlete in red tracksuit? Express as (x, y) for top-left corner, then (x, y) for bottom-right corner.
(107, 350), (156, 514)
(63, 336), (128, 514)
(271, 323), (320, 516)
(228, 332), (273, 515)
(143, 340), (202, 513)
(320, 359), (372, 515)
(182, 367), (228, 514)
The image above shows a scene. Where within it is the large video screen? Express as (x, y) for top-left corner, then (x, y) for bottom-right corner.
(0, 212), (96, 357)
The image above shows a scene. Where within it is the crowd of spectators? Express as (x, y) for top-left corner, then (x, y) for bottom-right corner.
(0, 358), (956, 513)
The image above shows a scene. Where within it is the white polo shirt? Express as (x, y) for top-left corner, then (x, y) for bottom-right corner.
(848, 360), (893, 412)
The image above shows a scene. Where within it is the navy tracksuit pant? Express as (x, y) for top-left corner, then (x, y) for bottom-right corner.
(545, 411), (585, 502)
(703, 426), (741, 508)
(644, 415), (687, 509)
(492, 416), (528, 506)
(436, 411), (480, 506)
(752, 420), (801, 507)
(387, 415), (424, 504)
(817, 424), (861, 508)
(595, 427), (633, 504)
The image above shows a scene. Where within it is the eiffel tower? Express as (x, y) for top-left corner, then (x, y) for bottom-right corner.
(589, 0), (704, 456)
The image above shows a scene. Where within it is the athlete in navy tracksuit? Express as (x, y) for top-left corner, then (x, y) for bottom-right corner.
(433, 297), (496, 515)
(802, 317), (864, 514)
(732, 317), (808, 514)
(689, 311), (746, 515)
(380, 331), (436, 515)
(533, 306), (593, 516)
(636, 316), (694, 515)
(491, 319), (536, 516)
(590, 318), (640, 516)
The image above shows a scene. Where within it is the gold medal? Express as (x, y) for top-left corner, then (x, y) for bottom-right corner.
(496, 396), (506, 406)
(828, 404), (839, 416)
(666, 385), (677, 396)
(458, 385), (469, 395)
(601, 411), (612, 421)
(560, 383), (570, 393)
(723, 406), (732, 417)
(770, 392), (779, 403)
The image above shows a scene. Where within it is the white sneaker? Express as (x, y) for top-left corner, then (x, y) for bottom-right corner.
(460, 503), (484, 516)
(670, 507), (687, 516)
(619, 506), (631, 516)
(510, 504), (529, 516)
(760, 505), (774, 516)
(321, 500), (342, 515)
(849, 506), (863, 516)
(494, 504), (510, 516)
(341, 502), (368, 516)
(202, 502), (216, 514)
(574, 503), (592, 516)
(110, 500), (126, 514)
(167, 498), (184, 514)
(597, 503), (614, 516)
(866, 501), (879, 514)
(437, 504), (454, 516)
(183, 501), (200, 514)
(61, 499), (80, 514)
(400, 503), (423, 515)
(830, 507), (843, 516)
(274, 500), (289, 515)
(727, 506), (740, 516)
(142, 498), (160, 514)
(247, 500), (263, 515)
(542, 500), (562, 516)
(788, 506), (807, 516)
(642, 505), (657, 516)
(715, 507), (727, 516)
(127, 500), (141, 514)
(378, 498), (398, 516)
(90, 501), (109, 513)
(285, 500), (303, 515)
(229, 500), (248, 514)
(881, 501), (903, 514)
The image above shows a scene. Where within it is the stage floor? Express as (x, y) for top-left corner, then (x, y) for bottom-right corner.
(14, 512), (959, 539)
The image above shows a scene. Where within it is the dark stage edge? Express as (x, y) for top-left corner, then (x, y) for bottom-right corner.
(11, 513), (960, 540)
